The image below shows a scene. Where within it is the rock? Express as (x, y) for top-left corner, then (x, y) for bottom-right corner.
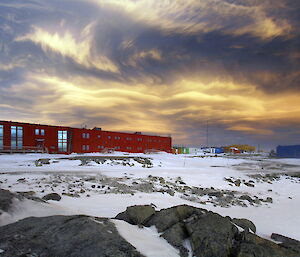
(235, 231), (298, 257)
(244, 182), (255, 187)
(208, 191), (223, 197)
(115, 205), (155, 225)
(265, 197), (273, 203)
(161, 222), (189, 257)
(271, 233), (300, 253)
(232, 218), (256, 233)
(0, 215), (143, 257)
(35, 158), (50, 166)
(0, 189), (20, 212)
(234, 179), (241, 187)
(185, 211), (238, 257)
(225, 177), (234, 184)
(115, 205), (299, 257)
(145, 205), (206, 232)
(17, 191), (45, 203)
(239, 195), (254, 203)
(42, 193), (61, 201)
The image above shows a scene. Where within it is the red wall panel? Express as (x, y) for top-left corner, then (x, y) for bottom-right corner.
(0, 121), (172, 154)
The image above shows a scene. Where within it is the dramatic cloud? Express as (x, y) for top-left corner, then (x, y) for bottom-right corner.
(1, 0), (300, 150)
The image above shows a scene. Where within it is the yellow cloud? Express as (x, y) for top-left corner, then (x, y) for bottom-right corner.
(4, 70), (300, 141)
(16, 25), (119, 73)
(128, 49), (163, 67)
(92, 0), (292, 40)
(227, 125), (274, 136)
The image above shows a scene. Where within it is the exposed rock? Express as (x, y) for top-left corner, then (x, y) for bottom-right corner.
(235, 231), (298, 257)
(161, 222), (189, 257)
(145, 205), (206, 232)
(0, 189), (20, 212)
(35, 158), (50, 166)
(208, 191), (223, 197)
(271, 233), (300, 253)
(17, 191), (45, 203)
(116, 205), (298, 257)
(234, 179), (241, 187)
(42, 193), (61, 201)
(185, 211), (238, 257)
(115, 205), (155, 225)
(244, 182), (255, 187)
(264, 197), (273, 203)
(239, 195), (254, 203)
(0, 215), (143, 257)
(232, 218), (256, 233)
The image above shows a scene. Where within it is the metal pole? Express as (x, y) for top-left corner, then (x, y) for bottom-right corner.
(206, 120), (209, 147)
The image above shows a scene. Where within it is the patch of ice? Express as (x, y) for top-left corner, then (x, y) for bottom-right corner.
(111, 220), (180, 257)
(183, 238), (193, 257)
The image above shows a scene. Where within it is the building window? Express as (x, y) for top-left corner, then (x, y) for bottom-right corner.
(108, 136), (111, 139)
(126, 137), (132, 140)
(0, 125), (3, 150)
(126, 146), (132, 150)
(114, 136), (120, 140)
(97, 145), (104, 149)
(97, 135), (101, 139)
(11, 126), (23, 150)
(82, 145), (90, 151)
(82, 133), (90, 139)
(115, 146), (120, 150)
(58, 130), (68, 152)
(137, 138), (142, 142)
(35, 129), (45, 136)
(137, 147), (142, 150)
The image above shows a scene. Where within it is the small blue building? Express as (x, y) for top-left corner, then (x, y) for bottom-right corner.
(215, 147), (224, 154)
(276, 145), (300, 158)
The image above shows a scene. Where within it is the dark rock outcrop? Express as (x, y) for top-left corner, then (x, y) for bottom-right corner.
(185, 211), (238, 257)
(115, 204), (155, 225)
(42, 193), (61, 201)
(115, 204), (299, 257)
(18, 191), (45, 203)
(271, 233), (300, 253)
(0, 189), (20, 212)
(0, 215), (143, 257)
(232, 218), (256, 233)
(235, 231), (298, 257)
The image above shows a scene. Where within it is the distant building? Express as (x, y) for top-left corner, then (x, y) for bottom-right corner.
(172, 146), (189, 154)
(0, 120), (172, 154)
(276, 145), (300, 158)
(189, 147), (204, 155)
(201, 147), (224, 154)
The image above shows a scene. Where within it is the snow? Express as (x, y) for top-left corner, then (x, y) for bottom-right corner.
(112, 220), (180, 257)
(0, 152), (300, 244)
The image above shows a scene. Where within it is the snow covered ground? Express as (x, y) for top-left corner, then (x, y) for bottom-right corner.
(0, 152), (299, 245)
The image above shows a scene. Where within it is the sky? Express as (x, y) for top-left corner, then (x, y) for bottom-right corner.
(0, 0), (300, 150)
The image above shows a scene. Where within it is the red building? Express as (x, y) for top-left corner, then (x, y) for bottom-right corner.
(0, 120), (172, 154)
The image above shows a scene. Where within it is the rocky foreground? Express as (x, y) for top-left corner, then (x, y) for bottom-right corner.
(0, 189), (300, 257)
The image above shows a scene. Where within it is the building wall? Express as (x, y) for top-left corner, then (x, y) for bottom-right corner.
(0, 121), (172, 154)
(277, 145), (300, 158)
